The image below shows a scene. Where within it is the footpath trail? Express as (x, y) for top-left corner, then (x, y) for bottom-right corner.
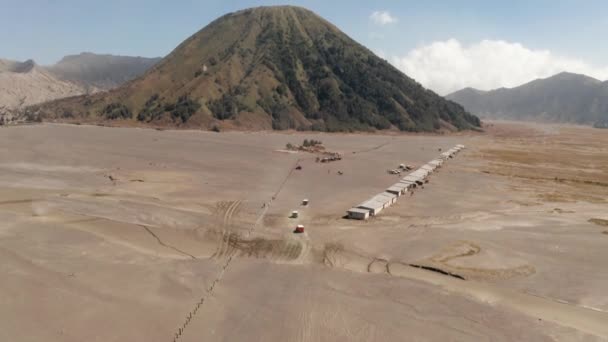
(171, 157), (301, 342)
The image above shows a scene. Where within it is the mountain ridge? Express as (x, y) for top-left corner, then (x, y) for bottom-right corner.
(0, 65), (85, 111)
(447, 72), (608, 125)
(0, 53), (160, 124)
(26, 6), (480, 132)
(47, 53), (161, 90)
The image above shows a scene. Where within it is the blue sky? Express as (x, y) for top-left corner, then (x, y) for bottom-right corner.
(2, 0), (608, 93)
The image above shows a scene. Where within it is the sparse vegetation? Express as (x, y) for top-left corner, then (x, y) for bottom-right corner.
(137, 94), (200, 123)
(302, 139), (322, 147)
(137, 94), (164, 122)
(24, 109), (42, 123)
(285, 139), (333, 158)
(167, 95), (201, 123)
(593, 120), (608, 129)
(62, 109), (74, 118)
(209, 94), (239, 120)
(102, 103), (132, 120)
(589, 218), (608, 226)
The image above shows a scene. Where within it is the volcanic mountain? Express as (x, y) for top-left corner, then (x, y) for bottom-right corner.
(28, 6), (480, 132)
(0, 59), (85, 110)
(0, 54), (160, 124)
(447, 72), (608, 126)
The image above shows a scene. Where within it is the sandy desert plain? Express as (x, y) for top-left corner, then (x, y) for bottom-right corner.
(1, 121), (607, 341)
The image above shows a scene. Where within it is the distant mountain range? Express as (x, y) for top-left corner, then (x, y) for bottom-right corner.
(25, 6), (480, 132)
(0, 53), (160, 123)
(447, 72), (608, 126)
(47, 53), (161, 90)
(0, 59), (85, 111)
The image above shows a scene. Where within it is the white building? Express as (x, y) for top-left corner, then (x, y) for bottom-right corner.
(357, 198), (385, 216)
(420, 164), (435, 172)
(409, 169), (429, 180)
(440, 151), (452, 159)
(386, 182), (409, 196)
(347, 207), (370, 220)
(428, 159), (443, 167)
(399, 179), (416, 189)
(371, 192), (396, 208)
(348, 144), (469, 220)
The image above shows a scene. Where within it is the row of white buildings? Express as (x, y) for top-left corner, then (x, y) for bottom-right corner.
(346, 144), (465, 220)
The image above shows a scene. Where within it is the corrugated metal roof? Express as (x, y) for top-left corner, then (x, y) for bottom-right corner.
(390, 182), (409, 189)
(409, 170), (428, 178)
(402, 175), (422, 182)
(358, 199), (384, 210)
(366, 192), (395, 206)
(387, 184), (407, 194)
(378, 192), (397, 200)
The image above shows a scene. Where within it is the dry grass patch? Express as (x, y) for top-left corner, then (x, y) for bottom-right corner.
(589, 218), (608, 227)
(479, 127), (608, 205)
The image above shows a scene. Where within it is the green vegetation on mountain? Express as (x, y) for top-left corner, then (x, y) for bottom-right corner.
(594, 120), (608, 129)
(28, 6), (480, 132)
(102, 103), (132, 120)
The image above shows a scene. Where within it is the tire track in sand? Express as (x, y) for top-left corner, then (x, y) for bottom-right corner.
(171, 158), (300, 342)
(320, 243), (608, 339)
(212, 200), (241, 259)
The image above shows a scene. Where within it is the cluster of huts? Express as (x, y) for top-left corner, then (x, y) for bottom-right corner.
(346, 145), (465, 220)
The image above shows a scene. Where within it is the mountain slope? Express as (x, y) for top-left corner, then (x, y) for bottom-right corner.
(0, 59), (20, 72)
(447, 72), (608, 125)
(29, 6), (480, 132)
(47, 53), (161, 90)
(0, 53), (160, 124)
(0, 63), (86, 110)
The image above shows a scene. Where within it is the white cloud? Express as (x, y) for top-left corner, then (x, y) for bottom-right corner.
(391, 39), (608, 95)
(370, 11), (398, 25)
